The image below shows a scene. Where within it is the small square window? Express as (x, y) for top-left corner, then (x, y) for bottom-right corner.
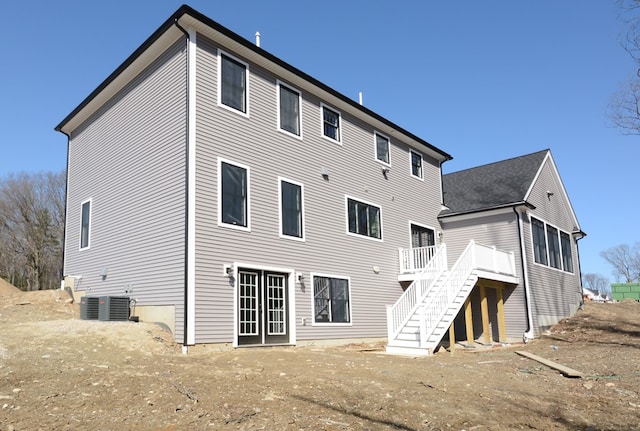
(313, 275), (351, 323)
(322, 105), (341, 142)
(375, 133), (390, 164)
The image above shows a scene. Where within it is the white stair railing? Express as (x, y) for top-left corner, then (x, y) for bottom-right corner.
(419, 241), (517, 348)
(387, 244), (447, 342)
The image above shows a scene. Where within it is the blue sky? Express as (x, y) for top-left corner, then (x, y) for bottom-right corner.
(1, 1), (637, 282)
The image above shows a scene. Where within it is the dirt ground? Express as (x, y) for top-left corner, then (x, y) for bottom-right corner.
(1, 279), (639, 431)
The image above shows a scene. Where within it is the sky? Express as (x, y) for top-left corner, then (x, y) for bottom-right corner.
(1, 1), (637, 283)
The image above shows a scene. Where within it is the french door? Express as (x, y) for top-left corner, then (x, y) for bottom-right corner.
(237, 269), (289, 346)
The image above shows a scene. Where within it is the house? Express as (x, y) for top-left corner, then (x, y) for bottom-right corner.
(55, 6), (584, 355)
(439, 150), (585, 343)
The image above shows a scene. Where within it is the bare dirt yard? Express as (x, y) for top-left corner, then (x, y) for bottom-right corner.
(1, 279), (639, 431)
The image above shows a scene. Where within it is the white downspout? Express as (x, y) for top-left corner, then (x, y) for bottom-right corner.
(518, 210), (535, 342)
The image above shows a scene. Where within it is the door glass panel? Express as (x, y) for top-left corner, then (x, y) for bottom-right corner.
(411, 224), (435, 248)
(239, 272), (258, 336)
(267, 274), (286, 335)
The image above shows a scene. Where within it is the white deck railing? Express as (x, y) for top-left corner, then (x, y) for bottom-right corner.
(399, 245), (439, 273)
(387, 244), (448, 341)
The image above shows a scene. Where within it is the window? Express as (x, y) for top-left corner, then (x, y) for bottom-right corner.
(280, 179), (303, 239)
(278, 82), (301, 136)
(220, 53), (247, 113)
(411, 223), (435, 248)
(531, 217), (547, 265)
(80, 199), (91, 250)
(322, 105), (340, 142)
(375, 132), (390, 164)
(313, 275), (351, 323)
(560, 232), (574, 273)
(219, 159), (249, 229)
(410, 150), (423, 179)
(347, 197), (382, 240)
(547, 225), (561, 269)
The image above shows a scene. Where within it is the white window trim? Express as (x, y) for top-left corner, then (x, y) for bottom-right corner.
(408, 220), (438, 246)
(276, 80), (303, 140)
(409, 149), (424, 181)
(278, 177), (305, 241)
(217, 157), (251, 232)
(529, 216), (573, 274)
(320, 103), (342, 145)
(310, 272), (353, 326)
(374, 131), (391, 166)
(345, 195), (383, 242)
(79, 197), (92, 251)
(217, 49), (250, 118)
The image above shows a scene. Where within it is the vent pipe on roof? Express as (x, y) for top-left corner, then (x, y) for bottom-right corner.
(255, 32), (261, 47)
(359, 91), (363, 105)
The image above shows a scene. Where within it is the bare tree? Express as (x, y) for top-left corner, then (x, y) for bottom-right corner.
(0, 171), (66, 290)
(608, 0), (640, 133)
(582, 273), (611, 296)
(600, 243), (640, 283)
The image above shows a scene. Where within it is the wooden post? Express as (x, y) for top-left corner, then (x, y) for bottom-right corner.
(496, 287), (507, 342)
(480, 285), (491, 344)
(449, 321), (455, 353)
(464, 297), (474, 344)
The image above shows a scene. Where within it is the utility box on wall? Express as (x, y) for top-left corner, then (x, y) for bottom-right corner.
(98, 296), (130, 321)
(611, 283), (640, 301)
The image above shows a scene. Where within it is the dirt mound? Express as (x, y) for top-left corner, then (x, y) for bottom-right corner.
(0, 277), (20, 294)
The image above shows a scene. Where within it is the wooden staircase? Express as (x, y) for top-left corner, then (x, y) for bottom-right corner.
(386, 241), (517, 356)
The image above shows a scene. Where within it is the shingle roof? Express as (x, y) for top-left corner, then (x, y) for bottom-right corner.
(440, 149), (549, 216)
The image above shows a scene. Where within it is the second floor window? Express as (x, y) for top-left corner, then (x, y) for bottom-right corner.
(280, 179), (303, 238)
(532, 217), (547, 265)
(279, 83), (301, 136)
(220, 53), (247, 113)
(220, 160), (248, 228)
(347, 197), (382, 240)
(80, 199), (91, 250)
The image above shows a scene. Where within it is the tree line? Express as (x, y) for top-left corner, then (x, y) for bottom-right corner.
(0, 171), (65, 290)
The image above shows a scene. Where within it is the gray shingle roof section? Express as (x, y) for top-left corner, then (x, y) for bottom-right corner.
(441, 149), (549, 216)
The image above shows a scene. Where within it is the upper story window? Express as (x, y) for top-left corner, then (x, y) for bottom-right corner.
(80, 198), (91, 250)
(278, 82), (301, 136)
(547, 225), (561, 269)
(375, 132), (390, 164)
(560, 232), (574, 273)
(347, 197), (382, 240)
(279, 178), (304, 239)
(531, 216), (574, 273)
(219, 52), (248, 114)
(410, 150), (423, 179)
(321, 104), (341, 142)
(219, 158), (249, 230)
(531, 217), (547, 265)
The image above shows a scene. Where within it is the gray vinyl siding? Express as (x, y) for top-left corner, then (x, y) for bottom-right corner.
(193, 34), (443, 343)
(440, 211), (528, 339)
(64, 41), (187, 341)
(523, 160), (582, 333)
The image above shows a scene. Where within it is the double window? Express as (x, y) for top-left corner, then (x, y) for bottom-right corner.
(219, 159), (249, 229)
(375, 132), (390, 164)
(531, 216), (573, 272)
(313, 275), (351, 324)
(219, 52), (248, 114)
(279, 179), (304, 239)
(410, 150), (423, 179)
(278, 82), (301, 136)
(80, 199), (91, 250)
(321, 104), (341, 142)
(347, 197), (382, 240)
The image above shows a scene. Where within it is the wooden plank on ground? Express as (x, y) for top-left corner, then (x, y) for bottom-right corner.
(515, 351), (584, 378)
